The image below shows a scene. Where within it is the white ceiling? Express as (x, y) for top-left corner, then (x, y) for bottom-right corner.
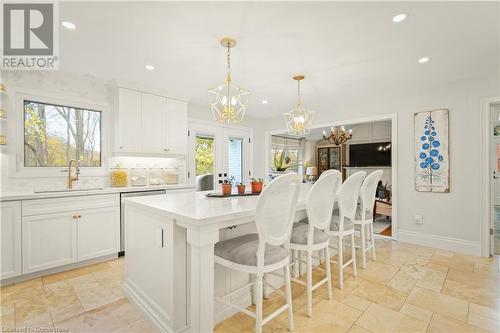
(59, 2), (499, 119)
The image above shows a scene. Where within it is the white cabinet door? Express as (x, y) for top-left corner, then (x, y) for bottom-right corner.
(117, 88), (142, 153)
(78, 206), (120, 261)
(23, 212), (77, 274)
(1, 201), (22, 279)
(141, 93), (168, 154)
(166, 99), (188, 155)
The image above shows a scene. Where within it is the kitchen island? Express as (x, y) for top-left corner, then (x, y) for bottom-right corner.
(123, 185), (311, 333)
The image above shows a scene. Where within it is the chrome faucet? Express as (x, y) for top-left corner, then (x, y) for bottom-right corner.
(67, 159), (80, 189)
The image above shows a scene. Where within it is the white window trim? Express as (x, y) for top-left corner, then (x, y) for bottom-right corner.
(8, 87), (110, 178)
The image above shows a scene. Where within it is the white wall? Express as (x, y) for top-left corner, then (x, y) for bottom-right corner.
(252, 75), (499, 255)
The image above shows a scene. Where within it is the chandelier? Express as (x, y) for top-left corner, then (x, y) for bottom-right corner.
(323, 126), (353, 146)
(283, 75), (314, 136)
(208, 37), (249, 123)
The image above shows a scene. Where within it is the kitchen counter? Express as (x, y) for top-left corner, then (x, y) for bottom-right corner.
(0, 183), (195, 202)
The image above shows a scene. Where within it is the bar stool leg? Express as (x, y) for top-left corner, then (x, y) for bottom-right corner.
(255, 274), (263, 333)
(284, 264), (294, 331)
(325, 246), (333, 300)
(350, 233), (357, 277)
(370, 223), (376, 261)
(306, 250), (313, 318)
(293, 249), (300, 278)
(360, 224), (367, 269)
(338, 236), (344, 289)
(263, 274), (268, 299)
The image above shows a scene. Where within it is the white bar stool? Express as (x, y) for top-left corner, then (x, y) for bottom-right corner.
(353, 170), (384, 269)
(328, 171), (366, 289)
(214, 173), (301, 333)
(289, 170), (342, 318)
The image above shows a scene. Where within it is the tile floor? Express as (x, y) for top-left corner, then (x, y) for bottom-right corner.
(0, 239), (499, 333)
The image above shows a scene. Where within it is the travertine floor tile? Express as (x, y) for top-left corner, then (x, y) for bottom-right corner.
(399, 302), (433, 325)
(427, 313), (490, 333)
(351, 279), (407, 311)
(415, 266), (447, 292)
(406, 287), (469, 322)
(442, 279), (500, 308)
(355, 303), (427, 333)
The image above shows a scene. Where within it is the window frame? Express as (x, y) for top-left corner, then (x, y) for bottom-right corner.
(10, 90), (109, 178)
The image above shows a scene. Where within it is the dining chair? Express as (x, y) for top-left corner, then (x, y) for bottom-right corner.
(289, 169), (342, 318)
(328, 171), (366, 289)
(214, 173), (301, 333)
(353, 170), (384, 269)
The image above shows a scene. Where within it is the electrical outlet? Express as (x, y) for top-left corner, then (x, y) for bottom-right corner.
(414, 215), (423, 225)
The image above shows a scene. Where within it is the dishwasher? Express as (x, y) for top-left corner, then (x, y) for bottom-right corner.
(120, 189), (166, 256)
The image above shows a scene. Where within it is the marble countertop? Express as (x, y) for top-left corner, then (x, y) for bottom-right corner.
(124, 183), (312, 226)
(0, 183), (195, 202)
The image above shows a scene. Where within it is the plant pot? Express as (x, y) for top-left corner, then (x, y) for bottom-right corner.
(237, 185), (246, 195)
(221, 184), (232, 195)
(386, 191), (392, 202)
(251, 182), (263, 194)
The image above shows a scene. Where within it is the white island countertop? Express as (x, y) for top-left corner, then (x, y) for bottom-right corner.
(0, 183), (195, 202)
(124, 183), (312, 226)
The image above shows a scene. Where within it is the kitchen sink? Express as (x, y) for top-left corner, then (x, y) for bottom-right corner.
(34, 188), (104, 194)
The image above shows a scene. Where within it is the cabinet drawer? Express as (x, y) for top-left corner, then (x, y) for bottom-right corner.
(22, 194), (119, 216)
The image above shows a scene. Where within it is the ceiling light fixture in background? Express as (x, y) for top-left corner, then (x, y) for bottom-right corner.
(145, 65), (155, 70)
(418, 57), (430, 63)
(284, 75), (314, 136)
(392, 14), (407, 23)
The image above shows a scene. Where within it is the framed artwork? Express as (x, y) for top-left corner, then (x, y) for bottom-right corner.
(414, 109), (449, 192)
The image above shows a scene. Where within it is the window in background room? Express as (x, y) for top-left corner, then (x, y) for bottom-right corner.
(228, 138), (243, 184)
(24, 100), (102, 167)
(270, 136), (304, 174)
(195, 135), (215, 177)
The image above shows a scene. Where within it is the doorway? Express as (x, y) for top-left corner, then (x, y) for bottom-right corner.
(489, 103), (500, 255)
(265, 113), (398, 240)
(188, 121), (253, 191)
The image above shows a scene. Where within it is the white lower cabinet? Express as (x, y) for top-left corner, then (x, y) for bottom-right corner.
(1, 201), (22, 279)
(78, 206), (120, 261)
(21, 194), (120, 275)
(23, 212), (77, 274)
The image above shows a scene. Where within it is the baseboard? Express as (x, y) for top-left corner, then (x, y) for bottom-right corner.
(1, 253), (118, 286)
(124, 280), (185, 333)
(398, 229), (481, 256)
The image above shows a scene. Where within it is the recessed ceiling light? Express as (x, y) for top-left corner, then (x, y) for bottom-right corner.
(418, 57), (430, 64)
(262, 100), (268, 104)
(145, 65), (155, 70)
(61, 21), (76, 30)
(392, 14), (407, 23)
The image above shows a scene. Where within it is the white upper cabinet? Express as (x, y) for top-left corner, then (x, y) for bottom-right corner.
(166, 98), (188, 155)
(141, 93), (168, 154)
(117, 88), (142, 153)
(115, 87), (188, 157)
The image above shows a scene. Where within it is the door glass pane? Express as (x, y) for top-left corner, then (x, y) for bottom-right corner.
(195, 136), (214, 191)
(228, 138), (243, 185)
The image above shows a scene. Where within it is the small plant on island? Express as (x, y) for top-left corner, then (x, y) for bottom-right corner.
(250, 178), (264, 194)
(221, 176), (235, 195)
(236, 182), (246, 195)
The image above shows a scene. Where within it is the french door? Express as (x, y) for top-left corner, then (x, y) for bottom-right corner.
(188, 122), (252, 191)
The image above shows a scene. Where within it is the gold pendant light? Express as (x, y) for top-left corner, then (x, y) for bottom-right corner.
(284, 75), (314, 136)
(208, 37), (249, 123)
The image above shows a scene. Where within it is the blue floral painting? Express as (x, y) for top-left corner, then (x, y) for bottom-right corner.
(415, 109), (449, 192)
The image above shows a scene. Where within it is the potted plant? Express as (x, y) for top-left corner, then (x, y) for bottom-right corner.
(377, 181), (391, 201)
(250, 178), (264, 194)
(236, 182), (246, 195)
(221, 177), (234, 196)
